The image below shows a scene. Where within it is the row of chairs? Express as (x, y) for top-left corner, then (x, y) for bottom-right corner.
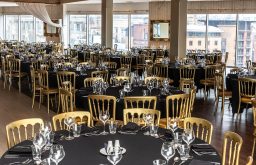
(5, 114), (253, 165)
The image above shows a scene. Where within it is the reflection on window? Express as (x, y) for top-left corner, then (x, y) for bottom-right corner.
(187, 14), (206, 50)
(131, 14), (148, 48)
(6, 15), (19, 41)
(70, 15), (87, 46)
(113, 15), (128, 50)
(0, 15), (3, 40)
(88, 15), (101, 44)
(20, 15), (34, 42)
(36, 18), (46, 42)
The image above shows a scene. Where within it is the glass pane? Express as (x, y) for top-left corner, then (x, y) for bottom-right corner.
(36, 18), (46, 42)
(69, 15), (87, 46)
(208, 14), (237, 66)
(20, 15), (35, 42)
(237, 14), (256, 67)
(113, 15), (129, 50)
(88, 15), (101, 44)
(187, 14), (207, 51)
(6, 15), (19, 41)
(0, 15), (4, 40)
(130, 14), (149, 48)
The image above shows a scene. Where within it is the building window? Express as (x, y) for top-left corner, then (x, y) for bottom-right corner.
(214, 41), (218, 46)
(198, 40), (201, 46)
(189, 41), (193, 46)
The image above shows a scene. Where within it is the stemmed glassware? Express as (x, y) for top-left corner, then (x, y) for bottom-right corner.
(182, 128), (195, 158)
(99, 110), (110, 135)
(123, 83), (132, 95)
(161, 142), (175, 164)
(167, 119), (178, 136)
(147, 80), (154, 96)
(143, 113), (154, 135)
(49, 145), (65, 165)
(64, 117), (75, 140)
(102, 82), (109, 94)
(107, 147), (123, 165)
(33, 133), (47, 163)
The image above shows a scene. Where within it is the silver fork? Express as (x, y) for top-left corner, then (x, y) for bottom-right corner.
(8, 158), (31, 165)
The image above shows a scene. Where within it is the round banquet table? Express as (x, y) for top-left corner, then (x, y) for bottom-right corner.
(0, 128), (221, 165)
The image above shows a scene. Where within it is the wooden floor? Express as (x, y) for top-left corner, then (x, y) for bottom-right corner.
(0, 80), (254, 164)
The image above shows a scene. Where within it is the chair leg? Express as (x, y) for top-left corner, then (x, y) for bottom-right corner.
(47, 94), (50, 114)
(57, 91), (61, 113)
(39, 91), (42, 109)
(8, 76), (11, 91)
(204, 85), (207, 100)
(221, 96), (225, 116)
(19, 77), (21, 93)
(252, 135), (256, 156)
(215, 96), (219, 115)
(236, 101), (241, 120)
(32, 88), (35, 108)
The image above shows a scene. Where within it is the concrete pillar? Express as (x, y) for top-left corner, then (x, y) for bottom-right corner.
(170, 0), (187, 61)
(101, 0), (113, 48)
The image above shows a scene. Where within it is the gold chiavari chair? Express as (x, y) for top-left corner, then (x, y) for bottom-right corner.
(179, 65), (196, 84)
(38, 70), (59, 113)
(32, 61), (42, 72)
(184, 117), (213, 144)
(59, 86), (73, 113)
(123, 108), (160, 126)
(237, 77), (256, 116)
(52, 111), (91, 131)
(84, 77), (103, 87)
(230, 67), (240, 74)
(40, 64), (49, 70)
(222, 131), (243, 165)
(8, 59), (28, 92)
(88, 95), (117, 126)
(63, 62), (73, 68)
(111, 76), (130, 85)
(216, 53), (222, 63)
(214, 73), (232, 116)
(134, 54), (145, 72)
(90, 52), (99, 63)
(124, 96), (157, 109)
(30, 66), (41, 108)
(159, 94), (191, 128)
(100, 54), (110, 62)
(1, 56), (10, 89)
(189, 87), (197, 113)
(120, 56), (132, 69)
(205, 54), (215, 64)
(246, 156), (253, 165)
(144, 76), (174, 86)
(91, 70), (108, 82)
(6, 118), (44, 148)
(252, 98), (256, 156)
(104, 62), (117, 70)
(153, 64), (168, 78)
(179, 80), (195, 92)
(116, 67), (130, 76)
(200, 65), (216, 100)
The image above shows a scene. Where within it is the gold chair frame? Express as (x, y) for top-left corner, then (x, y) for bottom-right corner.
(124, 96), (157, 109)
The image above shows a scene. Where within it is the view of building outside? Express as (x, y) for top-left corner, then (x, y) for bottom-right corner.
(130, 14), (149, 48)
(0, 15), (4, 40)
(113, 15), (129, 50)
(20, 15), (35, 42)
(69, 15), (87, 46)
(6, 15), (19, 41)
(88, 15), (101, 44)
(35, 18), (46, 42)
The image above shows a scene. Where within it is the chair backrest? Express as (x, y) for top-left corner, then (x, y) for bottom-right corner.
(179, 80), (195, 92)
(32, 61), (42, 71)
(179, 65), (196, 81)
(116, 67), (130, 76)
(40, 64), (49, 70)
(91, 70), (108, 82)
(124, 96), (157, 109)
(84, 77), (103, 87)
(123, 108), (160, 125)
(251, 98), (256, 127)
(165, 94), (190, 128)
(88, 95), (116, 126)
(6, 118), (44, 148)
(112, 76), (131, 85)
(136, 54), (146, 66)
(59, 87), (73, 113)
(189, 87), (197, 113)
(222, 131), (243, 165)
(238, 77), (256, 99)
(57, 71), (76, 90)
(215, 72), (225, 93)
(120, 56), (132, 69)
(153, 64), (168, 78)
(204, 65), (216, 79)
(38, 70), (49, 90)
(184, 117), (213, 144)
(104, 62), (117, 70)
(9, 58), (21, 74)
(246, 156), (253, 165)
(52, 111), (91, 131)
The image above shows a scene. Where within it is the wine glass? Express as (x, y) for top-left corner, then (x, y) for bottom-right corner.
(167, 119), (178, 136)
(161, 142), (175, 164)
(123, 83), (132, 94)
(50, 145), (65, 165)
(147, 80), (154, 95)
(33, 133), (47, 162)
(182, 128), (195, 146)
(64, 117), (75, 140)
(99, 110), (110, 135)
(107, 147), (123, 165)
(143, 113), (154, 135)
(102, 82), (109, 94)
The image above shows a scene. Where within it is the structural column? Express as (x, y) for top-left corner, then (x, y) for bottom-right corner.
(101, 0), (113, 48)
(170, 0), (187, 60)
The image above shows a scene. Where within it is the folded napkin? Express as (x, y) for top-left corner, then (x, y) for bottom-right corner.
(81, 125), (100, 134)
(191, 144), (215, 152)
(163, 130), (173, 140)
(5, 146), (32, 158)
(189, 159), (218, 165)
(121, 122), (139, 132)
(170, 90), (184, 94)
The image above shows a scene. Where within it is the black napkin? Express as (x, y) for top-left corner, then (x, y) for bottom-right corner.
(189, 159), (216, 165)
(163, 130), (173, 140)
(81, 125), (100, 134)
(121, 122), (139, 132)
(6, 146), (32, 158)
(191, 144), (215, 152)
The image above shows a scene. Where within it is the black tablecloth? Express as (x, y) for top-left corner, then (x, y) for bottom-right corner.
(0, 129), (221, 165)
(76, 86), (184, 120)
(226, 74), (256, 114)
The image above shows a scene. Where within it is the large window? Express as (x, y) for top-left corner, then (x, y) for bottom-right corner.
(113, 15), (129, 50)
(69, 15), (87, 46)
(0, 15), (4, 40)
(35, 18), (46, 42)
(187, 14), (207, 50)
(6, 15), (19, 41)
(20, 15), (35, 42)
(88, 15), (101, 44)
(130, 14), (149, 48)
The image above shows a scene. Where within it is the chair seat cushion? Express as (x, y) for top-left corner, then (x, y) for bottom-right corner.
(218, 90), (232, 97)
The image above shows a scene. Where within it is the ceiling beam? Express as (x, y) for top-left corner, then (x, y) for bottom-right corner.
(0, 0), (61, 4)
(61, 0), (87, 4)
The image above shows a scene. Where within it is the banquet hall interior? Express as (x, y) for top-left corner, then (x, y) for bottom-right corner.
(0, 0), (256, 164)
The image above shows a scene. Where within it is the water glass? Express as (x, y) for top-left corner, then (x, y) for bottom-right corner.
(153, 159), (167, 165)
(31, 145), (41, 163)
(119, 89), (125, 99)
(149, 125), (158, 137)
(109, 121), (117, 134)
(177, 144), (190, 161)
(143, 90), (149, 96)
(47, 132), (55, 147)
(161, 142), (175, 164)
(49, 145), (65, 165)
(72, 124), (82, 137)
(173, 132), (182, 149)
